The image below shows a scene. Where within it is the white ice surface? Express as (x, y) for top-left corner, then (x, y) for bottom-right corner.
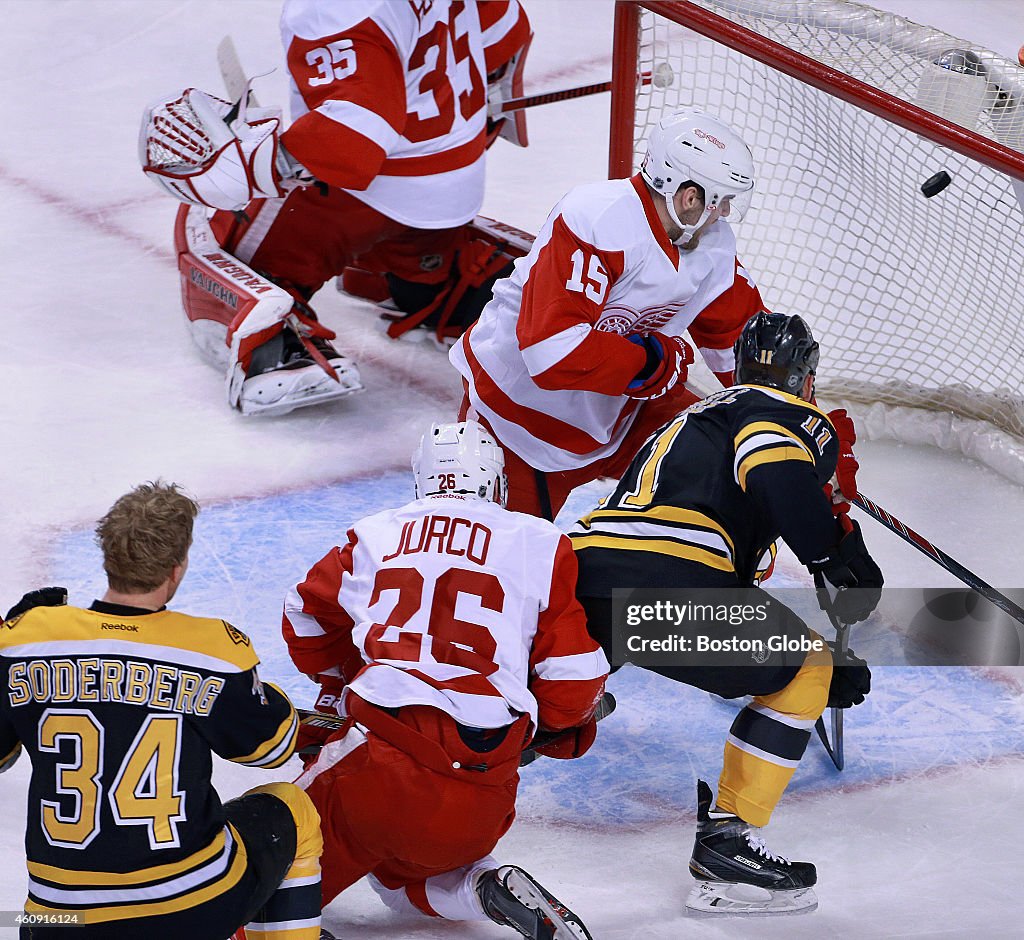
(2, 1), (1024, 938)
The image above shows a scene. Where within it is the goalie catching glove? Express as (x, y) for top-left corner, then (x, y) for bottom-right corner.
(140, 88), (306, 210)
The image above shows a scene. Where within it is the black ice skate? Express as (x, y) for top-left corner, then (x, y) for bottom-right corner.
(240, 324), (363, 417)
(687, 779), (818, 915)
(477, 865), (593, 940)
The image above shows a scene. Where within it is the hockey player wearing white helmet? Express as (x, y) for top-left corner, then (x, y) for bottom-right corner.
(451, 109), (766, 519)
(641, 110), (755, 249)
(283, 419), (608, 939)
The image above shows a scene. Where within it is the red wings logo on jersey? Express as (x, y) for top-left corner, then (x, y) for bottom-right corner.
(595, 302), (687, 335)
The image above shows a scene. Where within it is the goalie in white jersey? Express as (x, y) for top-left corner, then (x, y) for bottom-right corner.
(451, 109), (766, 517)
(140, 0), (531, 417)
(282, 420), (609, 939)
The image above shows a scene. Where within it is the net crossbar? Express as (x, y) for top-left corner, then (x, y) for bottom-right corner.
(613, 0), (1024, 481)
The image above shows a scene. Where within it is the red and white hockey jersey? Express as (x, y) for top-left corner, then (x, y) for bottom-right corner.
(282, 494), (608, 731)
(280, 0), (529, 228)
(450, 175), (765, 471)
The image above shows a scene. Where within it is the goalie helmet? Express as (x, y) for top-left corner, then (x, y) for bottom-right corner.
(640, 110), (755, 245)
(735, 311), (819, 394)
(412, 420), (507, 506)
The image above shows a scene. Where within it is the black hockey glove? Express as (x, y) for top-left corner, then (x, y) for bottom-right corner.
(5, 586), (67, 622)
(810, 520), (884, 624)
(827, 642), (871, 708)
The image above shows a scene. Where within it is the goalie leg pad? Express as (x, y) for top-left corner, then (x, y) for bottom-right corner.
(175, 204), (363, 415)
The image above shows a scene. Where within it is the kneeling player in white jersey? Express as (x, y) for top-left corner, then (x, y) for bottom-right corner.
(571, 313), (882, 914)
(139, 0), (531, 417)
(282, 421), (609, 939)
(451, 109), (766, 518)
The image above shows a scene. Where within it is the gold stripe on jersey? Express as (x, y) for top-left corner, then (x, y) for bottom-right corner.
(27, 829), (228, 887)
(0, 740), (21, 772)
(734, 420), (814, 457)
(571, 534), (735, 572)
(578, 506), (736, 556)
(25, 825), (248, 923)
(736, 445), (815, 491)
(232, 708), (298, 768)
(1, 606), (259, 673)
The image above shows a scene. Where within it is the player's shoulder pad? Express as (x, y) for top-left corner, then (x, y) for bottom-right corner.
(147, 611), (261, 673)
(739, 384), (829, 421)
(557, 178), (649, 252)
(4, 586), (68, 623)
(283, 0), (414, 51)
(735, 385), (838, 460)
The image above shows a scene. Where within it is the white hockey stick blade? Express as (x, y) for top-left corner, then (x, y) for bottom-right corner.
(686, 881), (818, 916)
(217, 35), (259, 107)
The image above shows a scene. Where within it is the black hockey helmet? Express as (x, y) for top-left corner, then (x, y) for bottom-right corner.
(734, 311), (819, 393)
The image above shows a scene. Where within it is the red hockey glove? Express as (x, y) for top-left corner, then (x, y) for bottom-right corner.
(827, 408), (860, 500)
(625, 332), (694, 400)
(823, 482), (852, 521)
(295, 675), (347, 765)
(531, 716), (598, 761)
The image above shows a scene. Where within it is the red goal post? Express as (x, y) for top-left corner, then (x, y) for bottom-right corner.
(609, 0), (1024, 483)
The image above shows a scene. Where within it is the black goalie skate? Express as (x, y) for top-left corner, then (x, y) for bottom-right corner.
(477, 865), (593, 939)
(687, 779), (818, 915)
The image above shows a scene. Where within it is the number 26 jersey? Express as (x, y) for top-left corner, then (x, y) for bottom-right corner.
(283, 494), (608, 732)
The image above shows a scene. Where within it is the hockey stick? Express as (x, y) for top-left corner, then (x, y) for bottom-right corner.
(297, 692), (617, 767)
(494, 71), (657, 115)
(518, 691), (618, 766)
(812, 572), (849, 771)
(853, 492), (1024, 626)
(217, 35), (258, 107)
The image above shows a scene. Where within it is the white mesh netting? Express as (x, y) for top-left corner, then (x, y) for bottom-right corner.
(628, 0), (1024, 482)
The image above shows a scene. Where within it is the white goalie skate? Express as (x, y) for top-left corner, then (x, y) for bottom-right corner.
(237, 329), (363, 418)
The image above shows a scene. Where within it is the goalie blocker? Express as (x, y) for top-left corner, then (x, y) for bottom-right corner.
(174, 204), (363, 417)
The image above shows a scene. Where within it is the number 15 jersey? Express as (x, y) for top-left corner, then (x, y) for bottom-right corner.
(450, 174), (765, 472)
(283, 494), (608, 732)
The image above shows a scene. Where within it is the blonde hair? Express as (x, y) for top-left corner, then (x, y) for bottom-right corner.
(95, 482), (199, 593)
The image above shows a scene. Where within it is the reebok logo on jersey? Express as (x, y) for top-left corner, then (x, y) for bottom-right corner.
(100, 621), (138, 632)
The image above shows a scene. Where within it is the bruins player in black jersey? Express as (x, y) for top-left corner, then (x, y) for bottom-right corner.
(0, 483), (328, 940)
(572, 311), (881, 915)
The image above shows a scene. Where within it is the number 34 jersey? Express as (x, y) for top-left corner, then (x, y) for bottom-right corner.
(283, 494), (609, 732)
(0, 603), (297, 918)
(450, 174), (765, 472)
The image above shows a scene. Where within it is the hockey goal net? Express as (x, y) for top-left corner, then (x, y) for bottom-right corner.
(610, 0), (1024, 483)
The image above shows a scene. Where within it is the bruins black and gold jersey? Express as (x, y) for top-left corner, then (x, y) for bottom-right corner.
(572, 384), (840, 592)
(0, 600), (297, 925)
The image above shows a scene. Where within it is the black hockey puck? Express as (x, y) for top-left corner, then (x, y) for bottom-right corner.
(921, 171), (952, 197)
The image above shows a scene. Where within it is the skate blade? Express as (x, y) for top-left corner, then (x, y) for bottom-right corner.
(501, 869), (593, 940)
(686, 881), (818, 916)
